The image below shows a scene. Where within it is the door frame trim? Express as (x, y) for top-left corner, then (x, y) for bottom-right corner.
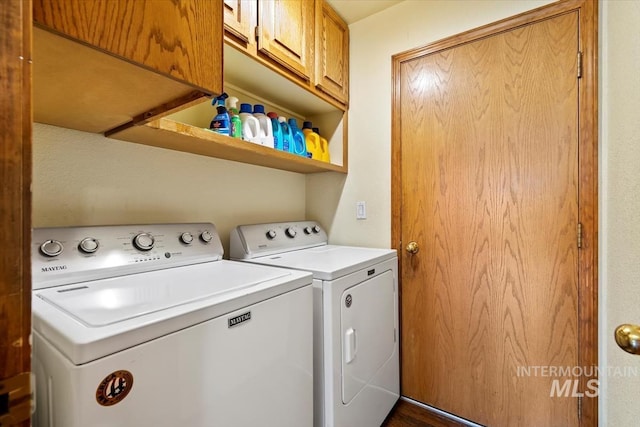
(390, 1), (598, 425)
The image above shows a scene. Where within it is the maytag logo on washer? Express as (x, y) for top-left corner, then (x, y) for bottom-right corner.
(228, 311), (251, 328)
(95, 370), (134, 407)
(41, 265), (67, 272)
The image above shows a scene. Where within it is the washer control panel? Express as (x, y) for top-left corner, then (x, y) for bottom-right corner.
(32, 223), (223, 289)
(230, 221), (327, 260)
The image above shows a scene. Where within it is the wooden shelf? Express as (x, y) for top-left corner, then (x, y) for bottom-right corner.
(109, 118), (347, 174)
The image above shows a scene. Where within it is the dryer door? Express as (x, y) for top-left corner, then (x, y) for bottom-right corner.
(340, 270), (395, 404)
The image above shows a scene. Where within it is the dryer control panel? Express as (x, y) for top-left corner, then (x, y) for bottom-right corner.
(230, 221), (328, 259)
(32, 223), (223, 289)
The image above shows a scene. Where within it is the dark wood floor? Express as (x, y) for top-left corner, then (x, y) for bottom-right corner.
(382, 400), (466, 427)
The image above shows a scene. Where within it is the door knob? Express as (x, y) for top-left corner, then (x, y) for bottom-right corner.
(405, 241), (419, 254)
(615, 324), (640, 355)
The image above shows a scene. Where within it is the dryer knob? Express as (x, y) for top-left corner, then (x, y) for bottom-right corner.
(312, 225), (321, 234)
(78, 237), (99, 254)
(133, 233), (155, 251)
(40, 239), (63, 257)
(266, 229), (277, 239)
(303, 226), (312, 235)
(200, 230), (214, 243)
(180, 232), (194, 245)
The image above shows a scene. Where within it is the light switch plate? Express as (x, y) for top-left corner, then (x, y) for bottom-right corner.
(356, 201), (366, 219)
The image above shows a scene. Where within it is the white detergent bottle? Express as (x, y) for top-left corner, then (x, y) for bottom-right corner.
(239, 103), (261, 144)
(252, 104), (274, 148)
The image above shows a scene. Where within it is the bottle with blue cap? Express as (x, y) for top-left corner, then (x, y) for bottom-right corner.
(253, 104), (274, 148)
(287, 118), (308, 157)
(209, 93), (230, 136)
(239, 103), (261, 144)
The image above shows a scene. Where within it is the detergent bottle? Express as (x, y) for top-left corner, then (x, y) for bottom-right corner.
(268, 112), (284, 150)
(227, 96), (243, 139)
(278, 116), (293, 152)
(253, 104), (274, 148)
(314, 127), (331, 163)
(239, 103), (261, 144)
(302, 121), (321, 160)
(287, 118), (307, 157)
(209, 93), (230, 136)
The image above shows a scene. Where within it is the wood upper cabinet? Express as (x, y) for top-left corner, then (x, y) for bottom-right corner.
(33, 0), (222, 92)
(32, 0), (223, 133)
(257, 0), (314, 80)
(223, 0), (349, 109)
(223, 0), (256, 48)
(315, 0), (349, 104)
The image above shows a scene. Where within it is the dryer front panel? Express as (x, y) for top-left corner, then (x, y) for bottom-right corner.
(340, 269), (395, 404)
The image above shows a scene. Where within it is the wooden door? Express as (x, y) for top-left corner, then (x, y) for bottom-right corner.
(314, 0), (349, 104)
(258, 0), (313, 80)
(392, 1), (598, 426)
(0, 0), (32, 426)
(224, 0), (256, 48)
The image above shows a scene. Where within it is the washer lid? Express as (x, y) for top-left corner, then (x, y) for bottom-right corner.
(247, 245), (397, 280)
(33, 260), (312, 365)
(36, 261), (290, 327)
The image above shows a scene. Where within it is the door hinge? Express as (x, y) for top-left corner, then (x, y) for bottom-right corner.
(578, 395), (583, 419)
(577, 222), (583, 249)
(254, 25), (260, 42)
(0, 373), (32, 426)
(394, 328), (397, 343)
(577, 51), (583, 79)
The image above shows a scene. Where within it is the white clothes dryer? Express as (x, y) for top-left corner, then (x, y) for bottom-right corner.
(32, 223), (313, 427)
(230, 221), (399, 427)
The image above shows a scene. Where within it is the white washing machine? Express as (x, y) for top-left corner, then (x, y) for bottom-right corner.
(31, 223), (314, 427)
(230, 221), (399, 427)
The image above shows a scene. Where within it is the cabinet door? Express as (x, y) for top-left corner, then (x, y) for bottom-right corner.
(257, 0), (314, 80)
(315, 0), (349, 104)
(224, 0), (256, 47)
(33, 0), (223, 95)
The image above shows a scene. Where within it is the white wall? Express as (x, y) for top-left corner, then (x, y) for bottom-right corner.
(307, 0), (554, 248)
(32, 123), (306, 252)
(600, 1), (640, 425)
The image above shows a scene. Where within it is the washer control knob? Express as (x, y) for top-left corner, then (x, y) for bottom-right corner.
(303, 226), (312, 234)
(133, 233), (155, 251)
(200, 230), (213, 243)
(40, 240), (63, 257)
(266, 229), (277, 239)
(78, 237), (99, 254)
(180, 232), (194, 245)
(312, 225), (321, 234)
(285, 227), (297, 238)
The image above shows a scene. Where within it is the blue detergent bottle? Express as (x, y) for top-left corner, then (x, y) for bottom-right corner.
(209, 93), (230, 136)
(287, 118), (307, 157)
(279, 116), (292, 152)
(268, 112), (284, 150)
